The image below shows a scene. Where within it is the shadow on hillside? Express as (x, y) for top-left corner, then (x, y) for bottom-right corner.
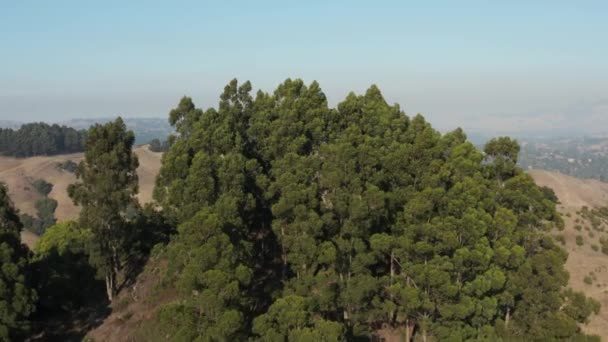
(28, 303), (111, 342)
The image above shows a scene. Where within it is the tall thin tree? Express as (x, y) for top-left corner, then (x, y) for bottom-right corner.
(68, 117), (139, 301)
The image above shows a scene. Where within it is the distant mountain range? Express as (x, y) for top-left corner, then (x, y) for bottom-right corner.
(0, 117), (173, 145)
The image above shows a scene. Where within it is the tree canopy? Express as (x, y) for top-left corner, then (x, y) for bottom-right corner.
(0, 184), (36, 340)
(68, 117), (139, 301)
(148, 79), (599, 341)
(0, 123), (86, 157)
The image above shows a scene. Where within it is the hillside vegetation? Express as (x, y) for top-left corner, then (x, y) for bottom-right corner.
(1, 79), (603, 341)
(92, 79), (597, 341)
(530, 170), (608, 338)
(0, 146), (162, 247)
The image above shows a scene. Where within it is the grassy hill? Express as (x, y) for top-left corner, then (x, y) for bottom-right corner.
(530, 170), (608, 338)
(0, 146), (162, 248)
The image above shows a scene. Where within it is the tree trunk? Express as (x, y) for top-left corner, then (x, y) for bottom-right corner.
(390, 251), (395, 284)
(105, 272), (114, 301)
(505, 308), (510, 327)
(405, 320), (415, 342)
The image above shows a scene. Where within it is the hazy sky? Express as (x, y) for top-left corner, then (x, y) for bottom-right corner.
(1, 1), (607, 134)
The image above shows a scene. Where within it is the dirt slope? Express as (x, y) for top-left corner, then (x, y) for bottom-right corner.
(0, 146), (162, 249)
(530, 169), (608, 338)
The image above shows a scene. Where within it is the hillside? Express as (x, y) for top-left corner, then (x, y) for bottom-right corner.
(529, 170), (608, 338)
(0, 146), (162, 248)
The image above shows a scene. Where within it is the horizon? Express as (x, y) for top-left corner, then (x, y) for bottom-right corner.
(2, 1), (607, 135)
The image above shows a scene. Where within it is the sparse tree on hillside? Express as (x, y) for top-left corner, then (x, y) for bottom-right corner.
(0, 184), (37, 340)
(68, 118), (139, 301)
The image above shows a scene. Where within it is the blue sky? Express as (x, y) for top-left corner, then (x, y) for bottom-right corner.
(1, 1), (607, 134)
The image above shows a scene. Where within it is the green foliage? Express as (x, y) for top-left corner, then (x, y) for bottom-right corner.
(576, 235), (584, 246)
(18, 180), (58, 236)
(148, 138), (170, 152)
(31, 179), (53, 196)
(555, 234), (566, 245)
(18, 198), (58, 236)
(68, 118), (139, 301)
(0, 123), (85, 157)
(591, 244), (599, 252)
(0, 184), (37, 340)
(583, 276), (593, 285)
(34, 197), (57, 234)
(30, 221), (104, 312)
(150, 80), (598, 341)
(253, 295), (344, 341)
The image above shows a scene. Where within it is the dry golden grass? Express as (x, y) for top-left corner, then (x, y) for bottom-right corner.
(530, 169), (608, 338)
(0, 146), (162, 249)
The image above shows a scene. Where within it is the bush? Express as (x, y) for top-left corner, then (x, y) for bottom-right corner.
(555, 234), (566, 245)
(32, 179), (53, 196)
(31, 197), (58, 235)
(32, 222), (105, 312)
(591, 244), (599, 252)
(56, 160), (78, 173)
(584, 276), (593, 285)
(576, 235), (584, 246)
(575, 225), (582, 231)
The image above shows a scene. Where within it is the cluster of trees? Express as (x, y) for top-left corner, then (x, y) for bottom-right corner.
(0, 118), (171, 340)
(0, 123), (86, 157)
(148, 138), (170, 153)
(0, 80), (602, 341)
(20, 179), (58, 235)
(145, 79), (600, 340)
(0, 184), (37, 340)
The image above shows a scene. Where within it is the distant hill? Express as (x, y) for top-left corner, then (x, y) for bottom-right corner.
(60, 117), (173, 145)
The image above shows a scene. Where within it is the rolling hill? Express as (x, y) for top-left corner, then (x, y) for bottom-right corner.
(530, 170), (608, 338)
(0, 146), (162, 248)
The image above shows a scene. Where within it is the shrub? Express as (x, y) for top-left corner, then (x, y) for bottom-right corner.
(574, 225), (582, 231)
(32, 197), (58, 235)
(32, 179), (53, 196)
(584, 276), (593, 285)
(56, 160), (78, 173)
(591, 244), (599, 252)
(576, 235), (584, 246)
(555, 234), (566, 245)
